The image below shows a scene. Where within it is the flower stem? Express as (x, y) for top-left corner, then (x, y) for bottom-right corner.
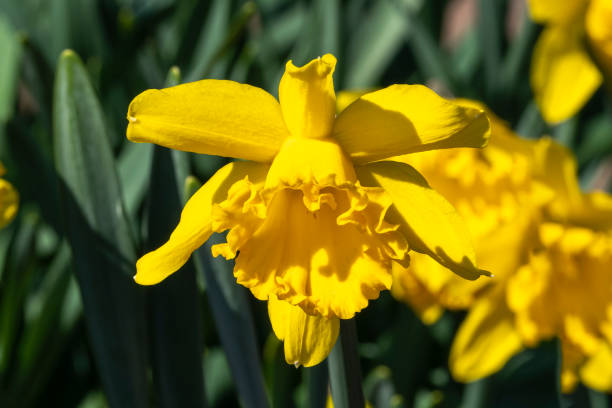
(306, 360), (329, 408)
(328, 319), (365, 408)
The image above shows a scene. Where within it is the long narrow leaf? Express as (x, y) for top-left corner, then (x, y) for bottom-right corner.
(146, 144), (206, 407)
(53, 49), (149, 408)
(0, 14), (21, 124)
(197, 237), (270, 408)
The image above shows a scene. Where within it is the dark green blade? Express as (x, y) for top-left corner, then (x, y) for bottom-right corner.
(53, 49), (148, 408)
(145, 144), (207, 407)
(197, 237), (270, 408)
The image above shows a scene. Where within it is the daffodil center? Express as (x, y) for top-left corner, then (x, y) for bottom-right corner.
(265, 137), (356, 189)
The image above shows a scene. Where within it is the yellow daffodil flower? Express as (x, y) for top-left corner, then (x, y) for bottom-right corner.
(528, 0), (612, 124)
(506, 140), (612, 392)
(0, 162), (18, 228)
(390, 100), (553, 375)
(390, 99), (612, 393)
(126, 54), (491, 367)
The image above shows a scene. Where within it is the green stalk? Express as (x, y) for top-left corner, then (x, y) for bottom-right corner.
(328, 319), (365, 408)
(306, 360), (329, 408)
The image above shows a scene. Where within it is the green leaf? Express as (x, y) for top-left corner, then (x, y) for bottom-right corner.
(553, 117), (578, 149)
(0, 210), (38, 378)
(328, 319), (365, 408)
(145, 66), (207, 406)
(577, 116), (612, 167)
(304, 362), (328, 408)
(146, 146), (206, 408)
(285, 0), (339, 70)
(203, 348), (235, 406)
(477, 0), (503, 100)
(18, 241), (72, 380)
(53, 49), (148, 408)
(400, 3), (456, 93)
(184, 0), (231, 82)
(117, 142), (153, 219)
(343, 1), (409, 88)
(314, 0), (340, 56)
(461, 378), (494, 408)
(499, 15), (537, 96)
(0, 223), (15, 282)
(515, 100), (545, 139)
(588, 389), (609, 408)
(77, 391), (109, 408)
(16, 241), (83, 408)
(363, 366), (396, 407)
(328, 340), (349, 408)
(451, 29), (481, 86)
(196, 237), (270, 408)
(0, 14), (22, 124)
(266, 334), (299, 408)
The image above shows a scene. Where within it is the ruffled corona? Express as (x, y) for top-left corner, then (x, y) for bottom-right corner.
(211, 137), (409, 319)
(507, 222), (612, 391)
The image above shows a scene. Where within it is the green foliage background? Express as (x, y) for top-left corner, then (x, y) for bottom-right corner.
(0, 0), (611, 407)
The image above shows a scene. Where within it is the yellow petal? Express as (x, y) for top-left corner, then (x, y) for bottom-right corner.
(586, 0), (612, 79)
(279, 54), (337, 139)
(134, 161), (268, 285)
(268, 296), (339, 367)
(580, 344), (612, 392)
(535, 138), (583, 216)
(0, 178), (19, 229)
(572, 191), (612, 231)
(127, 80), (289, 162)
(333, 85), (490, 164)
(527, 0), (589, 24)
(356, 161), (488, 280)
(475, 209), (536, 281)
(449, 291), (523, 382)
(531, 25), (602, 124)
(336, 89), (371, 113)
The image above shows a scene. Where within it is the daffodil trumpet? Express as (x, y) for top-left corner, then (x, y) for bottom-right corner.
(126, 54), (491, 367)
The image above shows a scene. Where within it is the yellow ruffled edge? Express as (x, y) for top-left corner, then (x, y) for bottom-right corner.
(211, 175), (409, 319)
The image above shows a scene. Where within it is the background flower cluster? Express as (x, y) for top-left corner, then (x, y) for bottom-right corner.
(1, 0), (612, 407)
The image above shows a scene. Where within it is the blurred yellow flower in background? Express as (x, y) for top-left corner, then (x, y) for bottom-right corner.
(528, 0), (612, 123)
(389, 99), (612, 393)
(506, 140), (612, 392)
(126, 54), (492, 367)
(0, 162), (18, 228)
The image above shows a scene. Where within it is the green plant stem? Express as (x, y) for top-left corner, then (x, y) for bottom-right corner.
(306, 360), (329, 408)
(329, 319), (365, 408)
